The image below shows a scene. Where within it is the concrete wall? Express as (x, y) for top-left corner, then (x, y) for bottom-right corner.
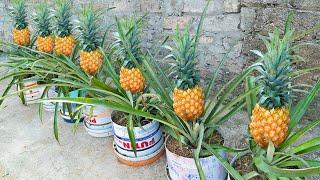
(1, 0), (319, 117)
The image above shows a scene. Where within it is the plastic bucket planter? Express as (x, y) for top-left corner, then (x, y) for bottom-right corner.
(112, 114), (165, 166)
(165, 136), (227, 180)
(60, 89), (86, 124)
(18, 77), (45, 105)
(83, 105), (113, 137)
(43, 86), (58, 112)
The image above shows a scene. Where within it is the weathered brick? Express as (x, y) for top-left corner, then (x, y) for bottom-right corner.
(162, 0), (184, 16)
(240, 7), (256, 31)
(163, 16), (193, 30)
(183, 0), (224, 14)
(139, 0), (162, 13)
(224, 0), (240, 13)
(203, 14), (240, 32)
(289, 0), (320, 11)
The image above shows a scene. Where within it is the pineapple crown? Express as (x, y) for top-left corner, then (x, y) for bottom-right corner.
(33, 2), (53, 37)
(169, 24), (200, 90)
(113, 17), (143, 69)
(254, 28), (293, 109)
(77, 4), (103, 52)
(9, 0), (28, 30)
(54, 0), (73, 37)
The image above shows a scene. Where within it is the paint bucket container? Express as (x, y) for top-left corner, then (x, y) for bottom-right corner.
(165, 136), (227, 180)
(83, 105), (113, 137)
(112, 114), (164, 166)
(43, 86), (58, 112)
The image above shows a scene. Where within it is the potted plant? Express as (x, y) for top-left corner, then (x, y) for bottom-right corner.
(108, 16), (165, 166)
(42, 0), (76, 112)
(230, 14), (320, 179)
(113, 2), (253, 179)
(7, 0), (45, 105)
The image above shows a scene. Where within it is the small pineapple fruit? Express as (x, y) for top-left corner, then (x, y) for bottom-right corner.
(34, 2), (54, 53)
(9, 0), (30, 46)
(54, 0), (76, 56)
(78, 4), (103, 75)
(170, 26), (204, 121)
(114, 17), (145, 93)
(249, 29), (292, 148)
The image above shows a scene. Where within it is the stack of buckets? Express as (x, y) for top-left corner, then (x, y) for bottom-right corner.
(83, 105), (113, 137)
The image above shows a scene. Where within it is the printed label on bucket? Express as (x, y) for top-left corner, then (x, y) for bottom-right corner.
(113, 121), (164, 158)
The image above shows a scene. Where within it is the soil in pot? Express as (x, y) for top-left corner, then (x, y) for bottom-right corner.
(112, 111), (151, 127)
(166, 130), (224, 158)
(231, 154), (262, 180)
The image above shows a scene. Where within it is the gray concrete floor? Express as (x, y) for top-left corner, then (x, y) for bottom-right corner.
(0, 76), (319, 179)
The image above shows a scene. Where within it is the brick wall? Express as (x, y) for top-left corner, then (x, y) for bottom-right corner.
(1, 0), (319, 117)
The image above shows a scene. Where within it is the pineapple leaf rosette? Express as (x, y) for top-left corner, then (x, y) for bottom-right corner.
(239, 14), (320, 179)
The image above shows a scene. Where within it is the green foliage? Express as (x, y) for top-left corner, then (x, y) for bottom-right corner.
(113, 16), (143, 69)
(54, 0), (73, 37)
(33, 2), (53, 37)
(77, 3), (103, 51)
(9, 0), (28, 29)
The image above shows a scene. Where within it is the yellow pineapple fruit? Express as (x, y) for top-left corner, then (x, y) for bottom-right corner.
(114, 17), (145, 93)
(54, 0), (76, 56)
(119, 67), (145, 94)
(173, 85), (204, 121)
(34, 2), (55, 53)
(78, 4), (103, 75)
(250, 105), (289, 147)
(79, 49), (103, 75)
(9, 0), (30, 46)
(13, 28), (30, 46)
(55, 36), (76, 56)
(249, 29), (293, 148)
(168, 24), (204, 121)
(36, 36), (55, 53)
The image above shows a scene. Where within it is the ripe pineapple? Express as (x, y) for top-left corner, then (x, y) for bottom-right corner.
(54, 0), (76, 56)
(78, 4), (103, 75)
(9, 0), (30, 46)
(114, 18), (145, 93)
(34, 3), (54, 53)
(170, 26), (204, 121)
(249, 29), (292, 148)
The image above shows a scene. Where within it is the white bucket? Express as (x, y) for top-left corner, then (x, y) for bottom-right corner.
(84, 121), (113, 137)
(166, 138), (227, 180)
(43, 86), (58, 112)
(83, 105), (113, 125)
(19, 77), (45, 104)
(112, 119), (164, 158)
(82, 105), (113, 137)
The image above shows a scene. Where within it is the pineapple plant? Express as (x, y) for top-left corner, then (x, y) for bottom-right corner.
(53, 0), (76, 56)
(9, 0), (30, 46)
(78, 4), (103, 75)
(34, 2), (55, 53)
(249, 28), (293, 148)
(169, 26), (204, 121)
(114, 17), (145, 94)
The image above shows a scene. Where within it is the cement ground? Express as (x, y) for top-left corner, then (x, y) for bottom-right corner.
(0, 76), (319, 179)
